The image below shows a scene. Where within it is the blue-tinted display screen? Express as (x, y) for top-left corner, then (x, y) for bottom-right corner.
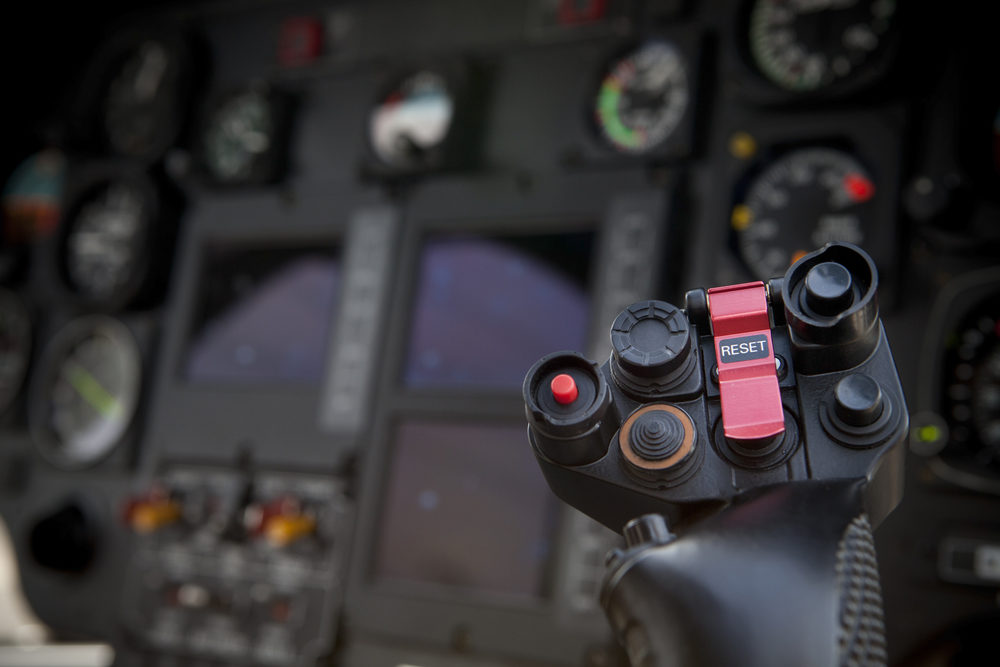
(404, 231), (594, 389)
(375, 420), (559, 597)
(184, 244), (340, 384)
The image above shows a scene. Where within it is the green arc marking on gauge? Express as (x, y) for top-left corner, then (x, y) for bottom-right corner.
(66, 361), (121, 418)
(597, 81), (639, 149)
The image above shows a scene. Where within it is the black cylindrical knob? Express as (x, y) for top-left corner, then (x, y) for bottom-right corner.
(611, 301), (695, 398)
(623, 514), (673, 548)
(781, 243), (881, 374)
(804, 261), (854, 316)
(629, 410), (685, 461)
(834, 374), (884, 427)
(684, 288), (710, 332)
(524, 351), (619, 467)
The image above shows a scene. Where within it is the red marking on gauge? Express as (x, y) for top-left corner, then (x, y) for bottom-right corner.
(550, 373), (579, 405)
(843, 173), (875, 203)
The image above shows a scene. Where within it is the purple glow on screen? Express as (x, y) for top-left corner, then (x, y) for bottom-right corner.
(375, 420), (558, 597)
(404, 233), (593, 388)
(185, 248), (340, 383)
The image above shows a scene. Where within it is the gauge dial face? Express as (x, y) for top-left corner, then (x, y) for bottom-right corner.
(203, 91), (276, 182)
(0, 290), (31, 416)
(748, 0), (897, 93)
(103, 39), (183, 159)
(65, 181), (151, 304)
(940, 294), (1000, 477)
(734, 147), (877, 280)
(595, 41), (690, 154)
(31, 317), (141, 468)
(370, 71), (455, 169)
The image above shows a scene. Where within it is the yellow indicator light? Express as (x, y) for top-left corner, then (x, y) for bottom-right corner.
(131, 501), (181, 534)
(731, 205), (752, 231)
(265, 514), (316, 547)
(729, 132), (757, 160)
(792, 250), (809, 265)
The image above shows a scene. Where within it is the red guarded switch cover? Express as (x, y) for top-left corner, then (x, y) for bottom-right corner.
(707, 281), (785, 442)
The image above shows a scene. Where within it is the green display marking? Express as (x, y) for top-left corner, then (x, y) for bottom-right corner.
(65, 361), (120, 418)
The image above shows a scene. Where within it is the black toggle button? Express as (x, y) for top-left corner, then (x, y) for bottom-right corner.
(834, 374), (884, 427)
(629, 410), (684, 461)
(804, 261), (854, 316)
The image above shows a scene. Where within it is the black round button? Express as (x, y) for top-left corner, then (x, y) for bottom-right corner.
(629, 410), (685, 461)
(804, 262), (854, 316)
(834, 374), (884, 427)
(611, 301), (692, 379)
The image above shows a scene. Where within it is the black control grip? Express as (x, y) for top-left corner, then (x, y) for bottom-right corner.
(601, 480), (886, 667)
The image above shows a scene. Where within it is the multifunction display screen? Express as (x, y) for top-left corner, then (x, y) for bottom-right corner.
(184, 243), (340, 384)
(375, 420), (559, 597)
(404, 231), (594, 389)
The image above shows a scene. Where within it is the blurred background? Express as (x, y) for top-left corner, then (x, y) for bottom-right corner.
(0, 0), (998, 665)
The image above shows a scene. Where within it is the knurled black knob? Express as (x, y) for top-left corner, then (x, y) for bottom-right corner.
(804, 261), (854, 316)
(611, 301), (694, 397)
(834, 374), (884, 427)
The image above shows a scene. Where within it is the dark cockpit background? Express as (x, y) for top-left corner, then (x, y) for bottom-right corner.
(1, 1), (999, 665)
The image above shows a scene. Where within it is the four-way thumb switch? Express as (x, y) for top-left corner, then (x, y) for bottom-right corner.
(610, 301), (698, 399)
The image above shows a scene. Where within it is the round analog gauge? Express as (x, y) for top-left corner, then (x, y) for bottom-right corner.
(369, 70), (455, 169)
(103, 38), (187, 159)
(940, 293), (1000, 477)
(203, 90), (278, 183)
(30, 317), (141, 468)
(594, 40), (690, 154)
(0, 290), (32, 416)
(64, 179), (153, 305)
(734, 147), (877, 280)
(748, 0), (897, 93)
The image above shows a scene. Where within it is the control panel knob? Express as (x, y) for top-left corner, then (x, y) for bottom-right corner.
(610, 300), (696, 398)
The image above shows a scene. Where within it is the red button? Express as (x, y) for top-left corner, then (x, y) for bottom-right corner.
(551, 374), (579, 405)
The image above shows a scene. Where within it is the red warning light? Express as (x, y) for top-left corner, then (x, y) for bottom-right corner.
(550, 373), (579, 405)
(278, 17), (324, 68)
(843, 173), (875, 203)
(558, 0), (608, 25)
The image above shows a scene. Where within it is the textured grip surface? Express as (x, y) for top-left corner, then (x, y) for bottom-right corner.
(835, 514), (887, 667)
